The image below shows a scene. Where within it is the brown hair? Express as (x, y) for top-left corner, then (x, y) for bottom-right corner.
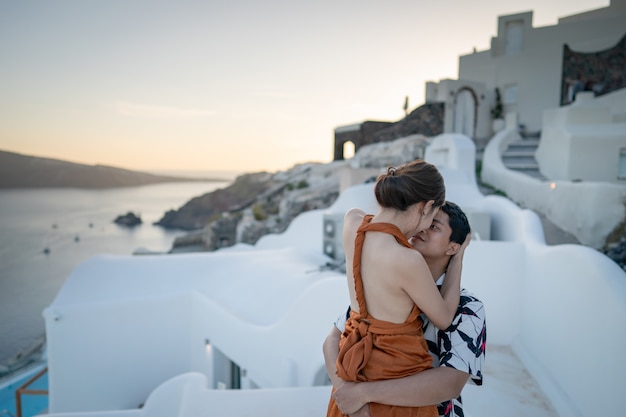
(374, 160), (445, 211)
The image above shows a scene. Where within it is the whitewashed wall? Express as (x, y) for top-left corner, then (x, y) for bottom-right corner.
(43, 245), (347, 412)
(459, 194), (626, 417)
(41, 134), (626, 417)
(482, 127), (626, 248)
(536, 92), (626, 182)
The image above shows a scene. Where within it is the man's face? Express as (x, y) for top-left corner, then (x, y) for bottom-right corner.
(410, 209), (453, 258)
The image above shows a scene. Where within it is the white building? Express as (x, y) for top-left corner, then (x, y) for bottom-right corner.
(428, 0), (626, 139)
(425, 79), (491, 141)
(426, 0), (626, 249)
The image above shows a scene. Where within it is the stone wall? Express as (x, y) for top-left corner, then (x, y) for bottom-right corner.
(333, 102), (444, 161)
(333, 121), (392, 160)
(373, 102), (444, 143)
(561, 33), (626, 105)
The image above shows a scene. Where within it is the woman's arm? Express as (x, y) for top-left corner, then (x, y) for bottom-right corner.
(439, 232), (472, 316)
(400, 233), (470, 329)
(436, 232), (470, 328)
(399, 255), (459, 330)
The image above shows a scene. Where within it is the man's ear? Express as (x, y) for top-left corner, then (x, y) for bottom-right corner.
(446, 242), (461, 256)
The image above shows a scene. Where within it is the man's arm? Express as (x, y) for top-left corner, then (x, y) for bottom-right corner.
(334, 366), (468, 413)
(323, 326), (470, 415)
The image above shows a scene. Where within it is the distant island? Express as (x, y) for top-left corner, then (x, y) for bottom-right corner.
(0, 150), (227, 189)
(114, 211), (143, 227)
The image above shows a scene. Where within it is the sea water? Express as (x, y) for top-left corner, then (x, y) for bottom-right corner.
(0, 180), (230, 364)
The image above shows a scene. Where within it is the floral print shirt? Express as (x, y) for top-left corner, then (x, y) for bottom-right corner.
(422, 278), (486, 417)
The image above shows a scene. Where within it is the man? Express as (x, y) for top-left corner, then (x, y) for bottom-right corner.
(323, 201), (486, 417)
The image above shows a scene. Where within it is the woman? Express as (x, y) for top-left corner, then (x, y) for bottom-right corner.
(326, 160), (468, 417)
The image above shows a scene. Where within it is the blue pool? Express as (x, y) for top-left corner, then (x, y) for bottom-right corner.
(0, 365), (48, 417)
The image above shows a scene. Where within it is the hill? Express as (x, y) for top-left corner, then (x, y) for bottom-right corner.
(0, 150), (216, 189)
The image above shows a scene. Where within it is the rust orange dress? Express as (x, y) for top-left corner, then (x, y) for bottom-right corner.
(326, 215), (437, 417)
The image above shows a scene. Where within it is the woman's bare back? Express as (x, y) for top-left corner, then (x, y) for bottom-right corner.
(343, 209), (429, 323)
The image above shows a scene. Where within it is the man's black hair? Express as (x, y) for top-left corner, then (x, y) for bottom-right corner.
(441, 201), (471, 244)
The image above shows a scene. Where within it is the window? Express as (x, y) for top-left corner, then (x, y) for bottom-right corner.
(343, 141), (355, 159)
(505, 20), (523, 54)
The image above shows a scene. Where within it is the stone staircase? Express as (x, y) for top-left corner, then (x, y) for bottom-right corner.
(501, 134), (545, 180)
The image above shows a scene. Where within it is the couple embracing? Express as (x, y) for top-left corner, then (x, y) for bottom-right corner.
(325, 160), (486, 417)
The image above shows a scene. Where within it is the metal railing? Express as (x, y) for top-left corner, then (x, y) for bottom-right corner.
(14, 367), (48, 417)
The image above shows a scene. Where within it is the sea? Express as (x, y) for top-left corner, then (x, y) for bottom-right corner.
(0, 178), (232, 365)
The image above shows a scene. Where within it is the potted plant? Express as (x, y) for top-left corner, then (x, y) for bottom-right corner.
(491, 87), (505, 132)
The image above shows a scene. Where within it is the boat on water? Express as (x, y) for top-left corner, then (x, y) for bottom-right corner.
(3, 134), (623, 417)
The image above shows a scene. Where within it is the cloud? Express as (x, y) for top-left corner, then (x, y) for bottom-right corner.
(115, 102), (216, 120)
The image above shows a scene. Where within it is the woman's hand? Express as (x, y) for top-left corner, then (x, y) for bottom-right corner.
(452, 232), (471, 261)
(460, 231), (471, 251)
(333, 381), (367, 415)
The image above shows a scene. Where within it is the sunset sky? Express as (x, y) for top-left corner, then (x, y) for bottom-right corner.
(0, 0), (609, 174)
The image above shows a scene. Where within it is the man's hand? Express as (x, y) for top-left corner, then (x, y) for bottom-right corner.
(333, 381), (366, 415)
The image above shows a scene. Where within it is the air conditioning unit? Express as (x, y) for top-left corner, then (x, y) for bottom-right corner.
(323, 213), (344, 260)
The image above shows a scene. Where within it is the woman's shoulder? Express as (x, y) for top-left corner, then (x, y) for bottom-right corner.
(345, 207), (366, 218)
(344, 208), (367, 225)
(343, 209), (366, 241)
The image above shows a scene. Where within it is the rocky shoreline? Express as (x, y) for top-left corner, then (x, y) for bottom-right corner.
(159, 163), (344, 252)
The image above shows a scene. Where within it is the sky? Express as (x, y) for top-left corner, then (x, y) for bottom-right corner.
(0, 0), (610, 174)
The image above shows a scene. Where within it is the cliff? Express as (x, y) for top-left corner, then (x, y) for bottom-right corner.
(154, 172), (282, 231)
(157, 162), (345, 250)
(0, 150), (212, 189)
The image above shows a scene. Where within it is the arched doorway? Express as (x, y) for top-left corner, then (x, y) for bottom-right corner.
(343, 141), (355, 159)
(453, 88), (477, 138)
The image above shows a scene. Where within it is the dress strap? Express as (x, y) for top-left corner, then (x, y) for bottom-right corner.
(353, 215), (413, 316)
